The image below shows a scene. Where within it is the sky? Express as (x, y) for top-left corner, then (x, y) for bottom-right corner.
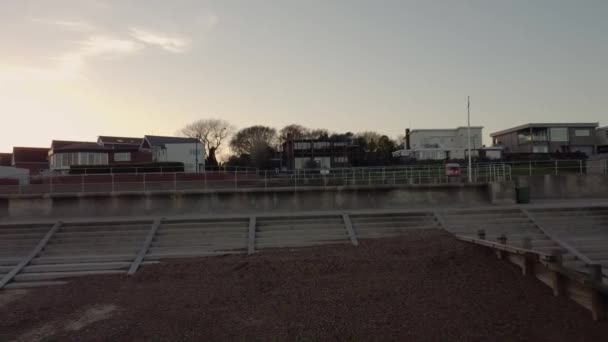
(1, 0), (607, 152)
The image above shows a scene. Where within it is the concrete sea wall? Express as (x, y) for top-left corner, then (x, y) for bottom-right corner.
(0, 183), (509, 219)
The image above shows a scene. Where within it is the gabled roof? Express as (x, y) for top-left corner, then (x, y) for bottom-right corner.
(12, 147), (49, 163)
(97, 136), (143, 145)
(490, 123), (599, 137)
(142, 135), (200, 149)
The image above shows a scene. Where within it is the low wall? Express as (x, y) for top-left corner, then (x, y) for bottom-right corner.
(517, 174), (608, 200)
(0, 183), (501, 219)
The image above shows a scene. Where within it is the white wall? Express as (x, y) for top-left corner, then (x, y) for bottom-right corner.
(0, 166), (30, 184)
(156, 143), (205, 172)
(410, 128), (483, 150)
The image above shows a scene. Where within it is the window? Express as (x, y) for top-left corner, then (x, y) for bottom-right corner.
(294, 142), (310, 150)
(114, 152), (131, 162)
(549, 128), (569, 142)
(334, 156), (348, 163)
(574, 129), (590, 137)
(313, 141), (329, 149)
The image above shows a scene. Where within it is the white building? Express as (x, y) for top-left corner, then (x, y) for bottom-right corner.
(409, 127), (483, 151)
(392, 126), (499, 160)
(141, 135), (205, 173)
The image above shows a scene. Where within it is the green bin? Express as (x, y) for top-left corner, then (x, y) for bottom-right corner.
(516, 186), (530, 204)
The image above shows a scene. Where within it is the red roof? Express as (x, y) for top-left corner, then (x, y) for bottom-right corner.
(12, 147), (49, 163)
(52, 141), (111, 152)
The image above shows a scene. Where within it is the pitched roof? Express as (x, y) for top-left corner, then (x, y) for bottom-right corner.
(143, 135), (200, 148)
(12, 147), (49, 163)
(98, 136), (143, 145)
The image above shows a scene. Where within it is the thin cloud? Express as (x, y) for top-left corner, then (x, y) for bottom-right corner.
(0, 36), (141, 83)
(29, 18), (98, 32)
(130, 27), (191, 53)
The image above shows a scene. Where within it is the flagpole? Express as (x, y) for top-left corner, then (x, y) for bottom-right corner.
(467, 96), (472, 183)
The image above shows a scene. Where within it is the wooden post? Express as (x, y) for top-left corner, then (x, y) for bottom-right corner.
(522, 252), (536, 276)
(496, 235), (507, 259)
(550, 250), (564, 297)
(588, 264), (606, 321)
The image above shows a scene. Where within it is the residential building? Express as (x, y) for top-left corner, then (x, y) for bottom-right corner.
(140, 135), (205, 172)
(491, 123), (599, 156)
(597, 127), (608, 154)
(11, 147), (50, 175)
(283, 138), (362, 169)
(392, 127), (492, 160)
(48, 140), (152, 172)
(0, 153), (12, 166)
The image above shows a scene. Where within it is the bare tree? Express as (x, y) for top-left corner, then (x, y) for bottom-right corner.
(279, 124), (310, 143)
(179, 119), (236, 166)
(357, 131), (383, 151)
(308, 128), (329, 139)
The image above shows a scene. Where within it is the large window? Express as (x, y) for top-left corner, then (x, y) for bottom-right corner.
(114, 152), (131, 162)
(50, 152), (108, 169)
(574, 129), (590, 137)
(550, 128), (569, 142)
(313, 141), (330, 149)
(532, 145), (549, 153)
(294, 142), (310, 150)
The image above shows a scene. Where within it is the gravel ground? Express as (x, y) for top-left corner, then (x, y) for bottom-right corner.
(2, 229), (608, 342)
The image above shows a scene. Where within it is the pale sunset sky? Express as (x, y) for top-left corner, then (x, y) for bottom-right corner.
(1, 0), (606, 152)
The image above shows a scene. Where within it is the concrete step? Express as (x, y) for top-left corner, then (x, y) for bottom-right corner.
(356, 225), (438, 232)
(40, 247), (140, 256)
(0, 257), (22, 266)
(257, 226), (345, 233)
(23, 261), (132, 273)
(149, 245), (246, 254)
(48, 236), (145, 246)
(0, 265), (14, 273)
(31, 254), (136, 265)
(154, 230), (248, 240)
(355, 223), (439, 231)
(60, 223), (150, 229)
(0, 232), (46, 240)
(44, 241), (143, 251)
(257, 239), (348, 249)
(353, 220), (437, 227)
(258, 221), (344, 228)
(14, 270), (126, 282)
(256, 236), (346, 245)
(162, 220), (247, 227)
(0, 239), (40, 246)
(55, 230), (147, 238)
(160, 223), (247, 231)
(4, 280), (68, 289)
(257, 229), (345, 237)
(151, 239), (248, 248)
(0, 228), (49, 235)
(145, 250), (244, 260)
